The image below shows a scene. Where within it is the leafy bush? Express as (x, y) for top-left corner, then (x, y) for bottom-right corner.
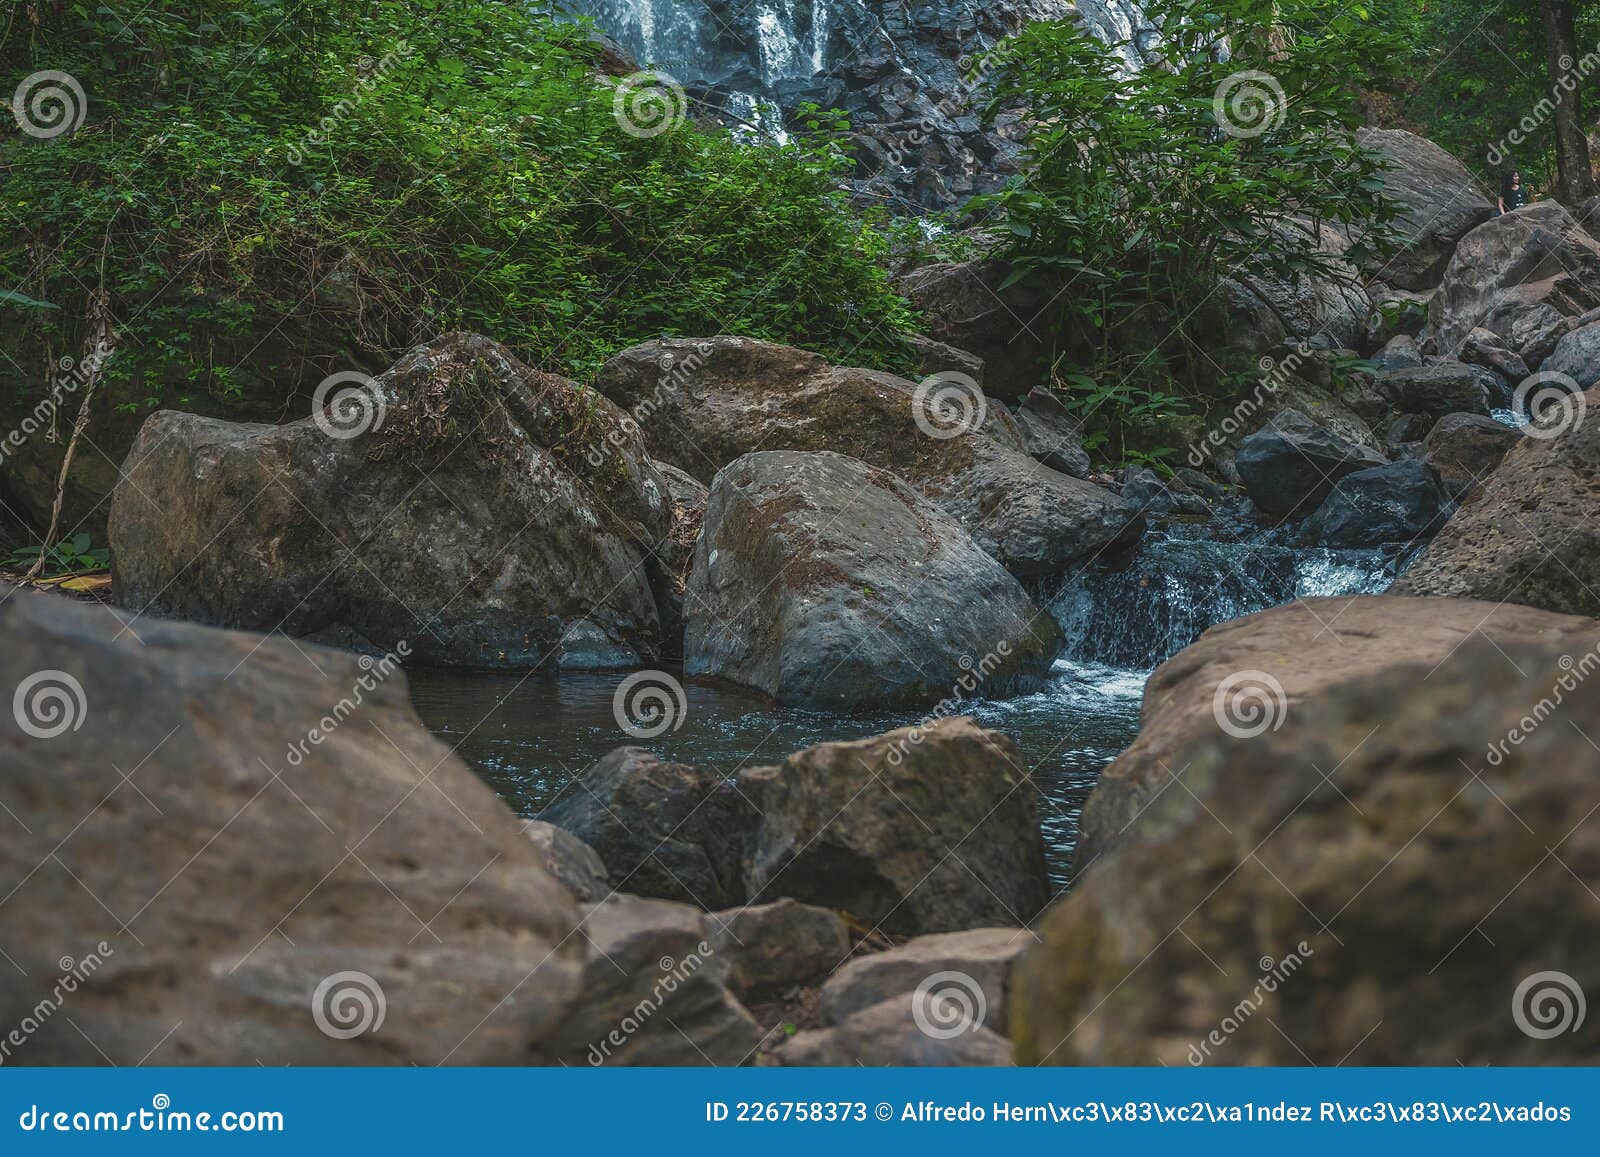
(1, 1), (915, 414)
(972, 0), (1403, 460)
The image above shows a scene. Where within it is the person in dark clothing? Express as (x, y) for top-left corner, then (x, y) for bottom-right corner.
(1499, 169), (1528, 214)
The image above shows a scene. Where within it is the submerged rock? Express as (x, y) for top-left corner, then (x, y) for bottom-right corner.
(739, 717), (1049, 936)
(685, 451), (1063, 709)
(0, 592), (588, 1064)
(110, 333), (675, 670)
(1016, 595), (1600, 1065)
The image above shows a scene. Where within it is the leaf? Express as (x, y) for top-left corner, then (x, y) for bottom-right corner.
(0, 289), (59, 311)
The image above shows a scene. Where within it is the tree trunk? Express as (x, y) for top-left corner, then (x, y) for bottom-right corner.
(1541, 0), (1599, 204)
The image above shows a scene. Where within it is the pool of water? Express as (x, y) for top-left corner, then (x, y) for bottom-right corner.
(407, 657), (1146, 896)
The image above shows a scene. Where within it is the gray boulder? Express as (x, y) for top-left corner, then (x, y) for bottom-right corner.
(1014, 385), (1091, 477)
(685, 451), (1063, 709)
(0, 592), (588, 1065)
(1375, 361), (1492, 422)
(1296, 458), (1451, 548)
(1235, 409), (1387, 519)
(1461, 327), (1529, 382)
(541, 748), (753, 910)
(1540, 320), (1600, 389)
(110, 333), (675, 670)
(708, 900), (852, 1000)
(739, 718), (1049, 936)
(521, 821), (612, 903)
(1353, 128), (1494, 290)
(1421, 413), (1521, 498)
(819, 927), (1032, 1034)
(1372, 334), (1424, 372)
(895, 259), (1049, 399)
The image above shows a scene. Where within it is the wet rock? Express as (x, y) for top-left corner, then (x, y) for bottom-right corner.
(739, 718), (1049, 936)
(819, 927), (1033, 1034)
(1353, 128), (1494, 291)
(1296, 459), (1451, 548)
(685, 451), (1063, 709)
(1017, 595), (1600, 1065)
(1421, 413), (1521, 499)
(554, 895), (764, 1066)
(708, 900), (851, 1000)
(0, 592), (587, 1064)
(1121, 467), (1211, 518)
(1235, 409), (1387, 519)
(541, 748), (754, 911)
(1374, 361), (1492, 422)
(1395, 387), (1600, 615)
(110, 333), (674, 670)
(775, 993), (1014, 1066)
(595, 337), (1142, 577)
(522, 820), (612, 903)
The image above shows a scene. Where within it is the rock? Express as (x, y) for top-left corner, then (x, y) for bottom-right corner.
(820, 928), (1033, 1034)
(1461, 327), (1529, 382)
(110, 333), (675, 670)
(1374, 361), (1492, 422)
(1121, 467), (1211, 518)
(541, 748), (753, 911)
(896, 260), (1049, 399)
(595, 337), (1142, 577)
(1015, 595), (1600, 1064)
(684, 451), (1063, 709)
(557, 895), (764, 1066)
(0, 591), (588, 1064)
(1215, 221), (1371, 365)
(1235, 409), (1388, 519)
(708, 900), (852, 1000)
(1296, 459), (1451, 548)
(1384, 412), (1434, 452)
(1014, 385), (1091, 477)
(1540, 320), (1600, 389)
(1424, 201), (1600, 359)
(1353, 128), (1494, 290)
(905, 333), (986, 389)
(1372, 334), (1423, 372)
(738, 718), (1049, 936)
(1366, 285), (1434, 347)
(1421, 413), (1522, 498)
(521, 820), (611, 902)
(1395, 387), (1600, 615)
(652, 459), (708, 661)
(775, 993), (1013, 1066)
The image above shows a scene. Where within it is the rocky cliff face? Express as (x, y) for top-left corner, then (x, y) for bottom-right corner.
(567, 0), (1153, 210)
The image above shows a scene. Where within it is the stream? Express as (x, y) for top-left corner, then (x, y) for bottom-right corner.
(408, 504), (1405, 895)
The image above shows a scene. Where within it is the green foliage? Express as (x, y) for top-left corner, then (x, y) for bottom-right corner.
(1, 1), (915, 414)
(6, 532), (109, 576)
(971, 0), (1404, 460)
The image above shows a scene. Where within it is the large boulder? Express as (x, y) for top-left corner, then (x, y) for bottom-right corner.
(1540, 320), (1600, 389)
(1296, 458), (1451, 548)
(110, 333), (675, 670)
(708, 900), (852, 1001)
(1353, 128), (1494, 291)
(594, 337), (1142, 577)
(1374, 362), (1492, 422)
(738, 718), (1050, 936)
(541, 748), (753, 910)
(1015, 596), (1600, 1064)
(819, 927), (1032, 1034)
(775, 993), (1013, 1066)
(1013, 385), (1091, 478)
(1421, 413), (1522, 498)
(1424, 201), (1600, 360)
(684, 451), (1063, 709)
(1216, 222), (1371, 363)
(0, 591), (589, 1064)
(895, 259), (1050, 399)
(1395, 387), (1600, 615)
(1235, 409), (1387, 519)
